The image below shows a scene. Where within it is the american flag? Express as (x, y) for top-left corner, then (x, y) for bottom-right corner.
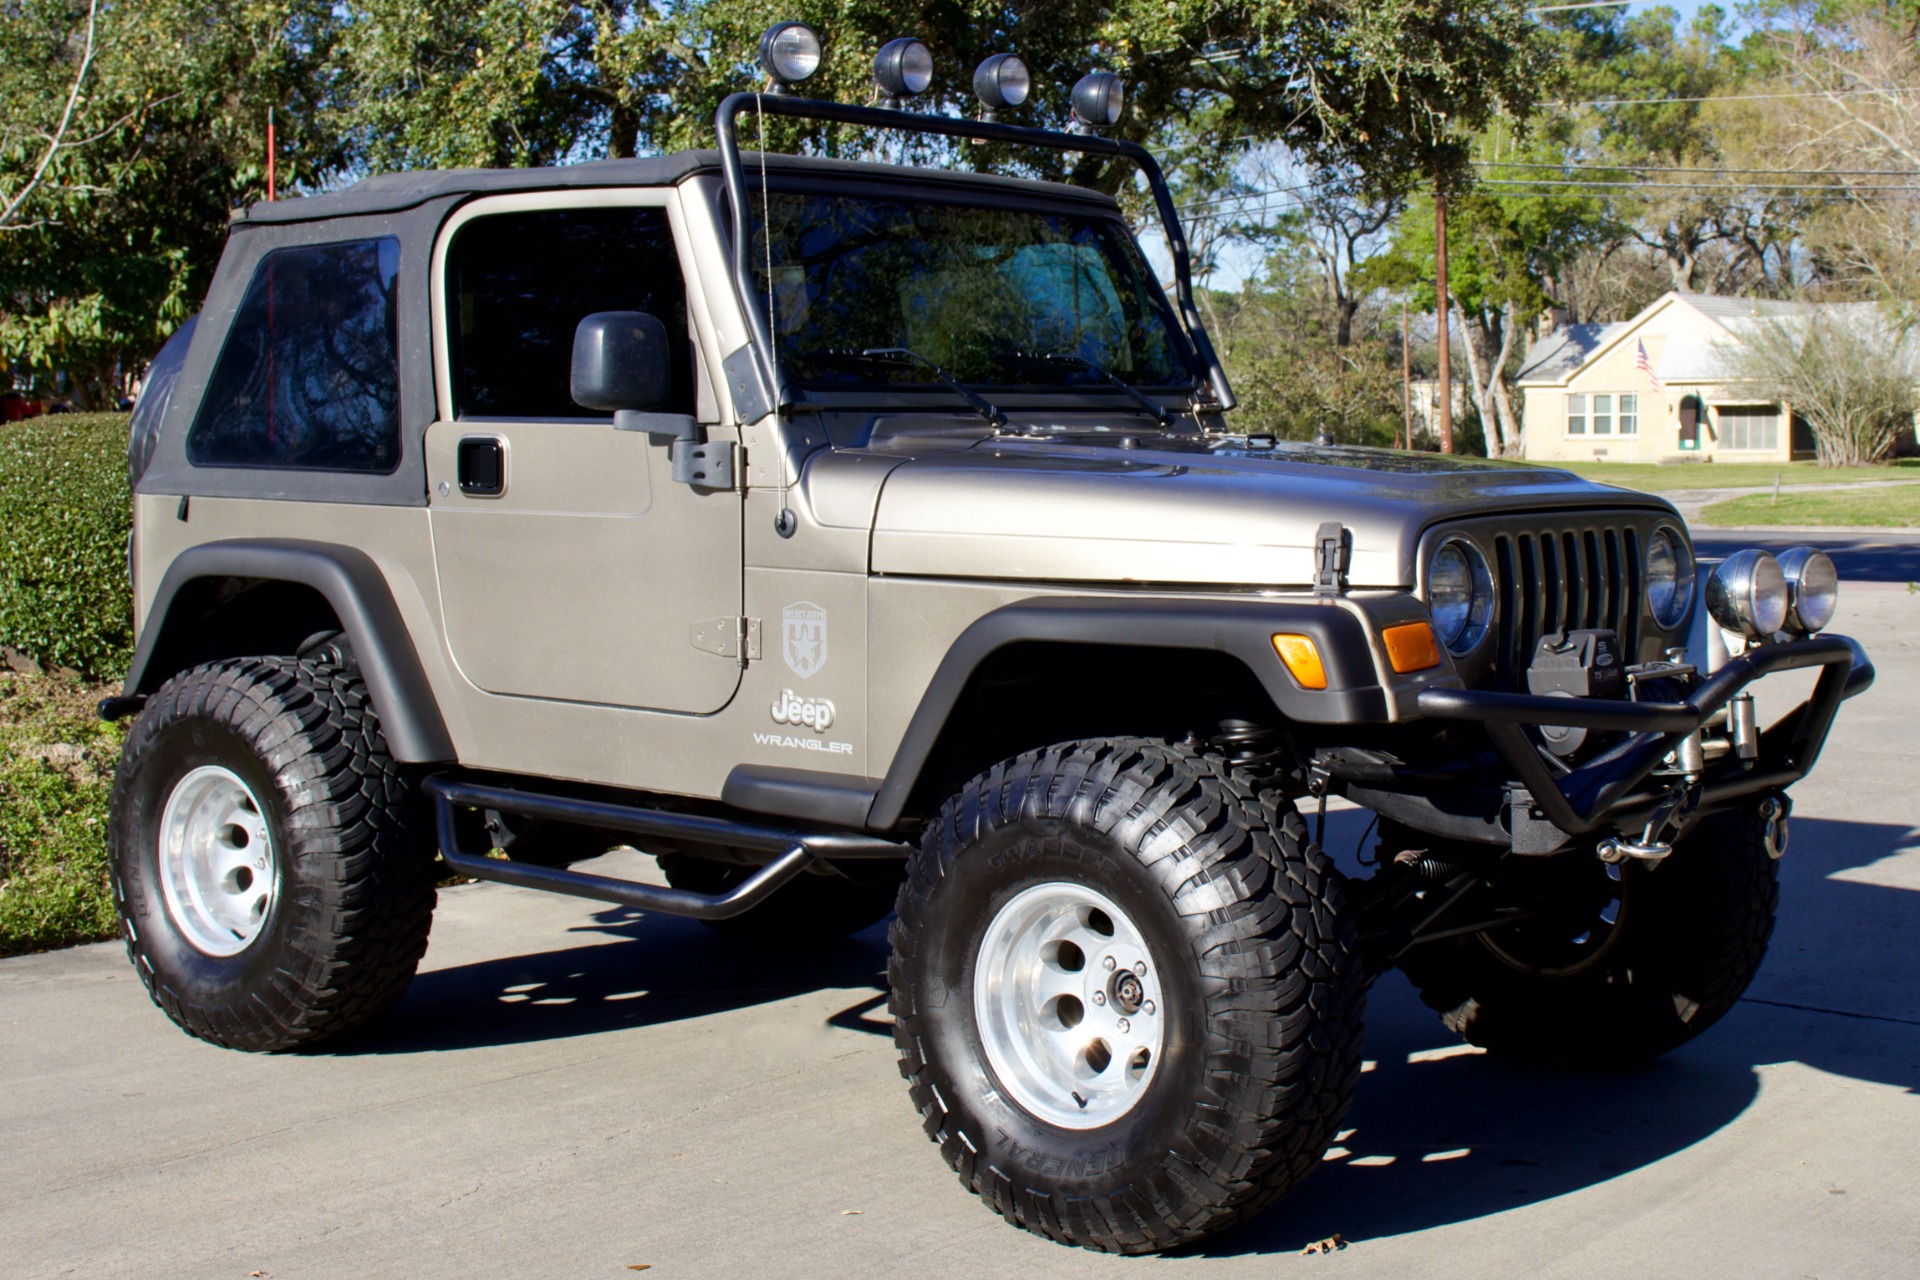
(1636, 338), (1664, 392)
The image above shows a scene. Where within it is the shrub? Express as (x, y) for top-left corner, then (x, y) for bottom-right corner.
(0, 669), (123, 957)
(0, 414), (134, 679)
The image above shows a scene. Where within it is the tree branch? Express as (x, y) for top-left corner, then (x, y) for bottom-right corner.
(0, 0), (103, 232)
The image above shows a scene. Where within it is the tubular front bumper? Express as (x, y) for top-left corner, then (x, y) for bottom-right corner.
(1414, 633), (1874, 837)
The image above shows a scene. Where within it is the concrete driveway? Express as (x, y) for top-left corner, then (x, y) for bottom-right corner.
(5, 586), (1918, 1280)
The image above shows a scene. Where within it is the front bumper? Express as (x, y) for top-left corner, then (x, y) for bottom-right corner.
(1414, 633), (1874, 839)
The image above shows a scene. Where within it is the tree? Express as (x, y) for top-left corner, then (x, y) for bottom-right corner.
(1723, 305), (1920, 467)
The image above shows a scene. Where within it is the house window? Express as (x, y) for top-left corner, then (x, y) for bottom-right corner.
(1567, 393), (1586, 434)
(1618, 393), (1638, 436)
(188, 237), (402, 472)
(1720, 404), (1780, 451)
(1592, 393), (1613, 435)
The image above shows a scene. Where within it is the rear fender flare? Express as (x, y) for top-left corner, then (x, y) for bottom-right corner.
(124, 539), (455, 763)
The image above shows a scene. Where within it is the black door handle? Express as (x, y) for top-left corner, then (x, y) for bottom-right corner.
(457, 436), (504, 496)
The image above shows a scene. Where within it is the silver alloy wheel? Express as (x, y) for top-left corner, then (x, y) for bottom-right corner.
(156, 765), (277, 957)
(974, 882), (1164, 1130)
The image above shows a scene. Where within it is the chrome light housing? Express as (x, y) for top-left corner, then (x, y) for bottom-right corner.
(1705, 549), (1789, 640)
(1645, 526), (1695, 629)
(1427, 537), (1493, 655)
(1777, 545), (1839, 634)
(1071, 71), (1125, 128)
(874, 37), (934, 100)
(759, 22), (823, 87)
(973, 53), (1030, 117)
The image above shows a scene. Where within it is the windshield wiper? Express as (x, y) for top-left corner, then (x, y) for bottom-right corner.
(996, 352), (1175, 427)
(850, 347), (1007, 429)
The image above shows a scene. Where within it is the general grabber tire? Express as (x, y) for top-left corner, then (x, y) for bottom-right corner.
(108, 658), (437, 1052)
(888, 738), (1365, 1254)
(656, 851), (902, 946)
(1398, 805), (1781, 1068)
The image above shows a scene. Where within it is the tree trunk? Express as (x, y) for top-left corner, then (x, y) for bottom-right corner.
(1455, 302), (1520, 457)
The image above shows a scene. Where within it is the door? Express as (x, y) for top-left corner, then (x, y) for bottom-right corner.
(425, 195), (743, 714)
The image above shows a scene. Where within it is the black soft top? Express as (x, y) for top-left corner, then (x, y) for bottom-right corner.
(233, 149), (1120, 225)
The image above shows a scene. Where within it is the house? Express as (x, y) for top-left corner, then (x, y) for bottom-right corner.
(1517, 292), (1834, 463)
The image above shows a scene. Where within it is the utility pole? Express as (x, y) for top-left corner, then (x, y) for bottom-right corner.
(1401, 294), (1412, 450)
(1434, 170), (1454, 454)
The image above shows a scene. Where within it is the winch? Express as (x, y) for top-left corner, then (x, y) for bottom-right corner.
(1526, 628), (1624, 756)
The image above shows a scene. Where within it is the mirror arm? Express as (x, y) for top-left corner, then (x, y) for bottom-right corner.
(614, 410), (701, 444)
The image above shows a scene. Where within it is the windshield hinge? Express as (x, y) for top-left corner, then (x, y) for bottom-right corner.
(1313, 522), (1351, 597)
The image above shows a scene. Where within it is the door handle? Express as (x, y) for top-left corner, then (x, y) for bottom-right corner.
(456, 436), (505, 496)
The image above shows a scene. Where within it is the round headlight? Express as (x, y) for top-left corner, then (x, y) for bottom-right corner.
(973, 53), (1030, 113)
(1645, 526), (1695, 629)
(1071, 71), (1125, 128)
(759, 22), (823, 86)
(875, 37), (934, 99)
(1705, 549), (1789, 640)
(1777, 545), (1839, 634)
(1427, 538), (1493, 655)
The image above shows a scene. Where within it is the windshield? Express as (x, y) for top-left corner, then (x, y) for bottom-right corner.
(751, 191), (1192, 391)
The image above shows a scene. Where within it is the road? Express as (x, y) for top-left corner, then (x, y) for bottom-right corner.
(1693, 527), (1920, 585)
(4, 583), (1918, 1280)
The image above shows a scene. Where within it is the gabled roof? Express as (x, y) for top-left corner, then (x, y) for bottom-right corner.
(1516, 321), (1625, 382)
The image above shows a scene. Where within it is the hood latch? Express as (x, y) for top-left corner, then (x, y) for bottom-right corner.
(1313, 522), (1351, 597)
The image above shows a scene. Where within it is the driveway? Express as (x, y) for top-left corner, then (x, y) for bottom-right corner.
(4, 588), (1917, 1280)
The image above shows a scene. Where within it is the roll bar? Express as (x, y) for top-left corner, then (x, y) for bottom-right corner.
(713, 91), (1236, 416)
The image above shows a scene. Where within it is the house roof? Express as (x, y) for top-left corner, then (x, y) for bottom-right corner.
(1516, 321), (1626, 382)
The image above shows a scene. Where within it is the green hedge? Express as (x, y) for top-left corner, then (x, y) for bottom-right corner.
(0, 415), (135, 680)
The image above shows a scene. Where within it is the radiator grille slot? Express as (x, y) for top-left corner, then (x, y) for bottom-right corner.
(1490, 525), (1642, 687)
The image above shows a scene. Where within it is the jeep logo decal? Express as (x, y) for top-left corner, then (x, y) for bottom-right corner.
(782, 601), (828, 678)
(771, 688), (835, 731)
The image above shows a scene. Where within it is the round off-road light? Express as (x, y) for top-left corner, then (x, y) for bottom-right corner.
(1776, 545), (1839, 634)
(1705, 549), (1789, 640)
(1071, 71), (1125, 128)
(973, 53), (1030, 115)
(1645, 525), (1695, 629)
(759, 22), (822, 87)
(874, 37), (933, 100)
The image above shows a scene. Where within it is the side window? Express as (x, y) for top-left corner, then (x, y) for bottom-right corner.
(1566, 393), (1586, 435)
(188, 238), (402, 472)
(1592, 393), (1613, 436)
(446, 206), (695, 418)
(1618, 393), (1638, 436)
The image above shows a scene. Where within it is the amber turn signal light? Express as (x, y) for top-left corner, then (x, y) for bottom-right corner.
(1271, 634), (1327, 690)
(1382, 621), (1442, 673)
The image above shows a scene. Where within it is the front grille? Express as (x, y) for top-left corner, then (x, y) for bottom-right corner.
(1484, 522), (1648, 689)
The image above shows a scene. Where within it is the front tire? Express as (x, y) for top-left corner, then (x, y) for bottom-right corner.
(1398, 805), (1780, 1067)
(889, 738), (1364, 1253)
(108, 658), (437, 1051)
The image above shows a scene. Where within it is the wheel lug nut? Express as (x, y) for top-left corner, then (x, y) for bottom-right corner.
(1117, 1017), (1130, 1033)
(1091, 991), (1106, 1006)
(1133, 961), (1147, 975)
(1103, 956), (1117, 971)
(1144, 1000), (1156, 1016)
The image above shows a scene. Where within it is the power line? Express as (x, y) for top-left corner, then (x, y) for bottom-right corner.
(1528, 0), (1630, 10)
(1472, 160), (1920, 178)
(1479, 177), (1920, 191)
(1559, 87), (1917, 107)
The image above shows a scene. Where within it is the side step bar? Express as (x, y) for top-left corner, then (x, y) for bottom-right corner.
(426, 776), (907, 921)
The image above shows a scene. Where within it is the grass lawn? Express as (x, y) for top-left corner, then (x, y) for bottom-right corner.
(1699, 483), (1920, 528)
(0, 667), (124, 957)
(1525, 459), (1920, 492)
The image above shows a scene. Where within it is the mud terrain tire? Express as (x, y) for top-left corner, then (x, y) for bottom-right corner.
(1399, 806), (1779, 1067)
(888, 737), (1364, 1254)
(108, 658), (437, 1051)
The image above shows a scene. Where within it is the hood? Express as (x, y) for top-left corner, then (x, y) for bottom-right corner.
(851, 435), (1675, 587)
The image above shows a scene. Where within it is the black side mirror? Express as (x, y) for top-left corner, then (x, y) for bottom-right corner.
(570, 312), (689, 437)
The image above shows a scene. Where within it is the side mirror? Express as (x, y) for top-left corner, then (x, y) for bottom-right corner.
(570, 311), (693, 440)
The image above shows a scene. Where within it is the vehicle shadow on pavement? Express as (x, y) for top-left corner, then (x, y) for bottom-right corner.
(1200, 813), (1920, 1256)
(329, 904), (891, 1055)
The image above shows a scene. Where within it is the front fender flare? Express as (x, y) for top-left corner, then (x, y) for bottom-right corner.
(123, 539), (455, 763)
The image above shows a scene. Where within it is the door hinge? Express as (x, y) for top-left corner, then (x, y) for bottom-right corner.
(1313, 521), (1351, 596)
(691, 616), (761, 665)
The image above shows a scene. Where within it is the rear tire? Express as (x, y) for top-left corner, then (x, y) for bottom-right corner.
(108, 658), (437, 1051)
(888, 738), (1364, 1253)
(1398, 805), (1780, 1067)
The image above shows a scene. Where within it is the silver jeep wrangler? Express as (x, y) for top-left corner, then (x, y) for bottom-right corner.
(107, 29), (1873, 1255)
